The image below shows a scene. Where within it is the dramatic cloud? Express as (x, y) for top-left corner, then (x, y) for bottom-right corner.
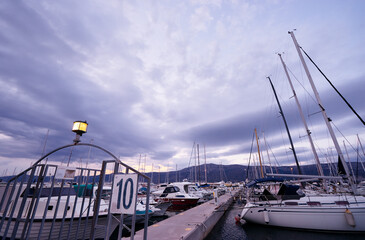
(0, 0), (364, 175)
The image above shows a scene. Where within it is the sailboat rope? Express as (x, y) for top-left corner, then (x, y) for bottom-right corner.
(265, 141), (281, 173)
(331, 121), (365, 162)
(300, 46), (365, 126)
(245, 131), (255, 179)
(286, 65), (318, 105)
(286, 63), (328, 120)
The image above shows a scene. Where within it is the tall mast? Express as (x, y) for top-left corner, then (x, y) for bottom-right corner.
(143, 154), (147, 183)
(204, 144), (207, 183)
(176, 164), (178, 182)
(86, 139), (93, 169)
(167, 163), (169, 183)
(138, 154), (142, 172)
(268, 76), (302, 175)
(158, 166), (160, 184)
(197, 144), (201, 185)
(288, 31), (351, 180)
(253, 155), (259, 179)
(356, 134), (365, 172)
(151, 163), (154, 184)
(255, 128), (265, 178)
(188, 142), (195, 181)
(278, 53), (324, 176)
(194, 144), (197, 183)
(220, 162), (223, 181)
(246, 131), (255, 180)
(137, 154), (142, 183)
(300, 47), (365, 126)
(42, 129), (50, 165)
(343, 141), (356, 180)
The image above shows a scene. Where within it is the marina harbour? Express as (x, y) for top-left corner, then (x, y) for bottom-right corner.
(2, 1), (365, 239)
(1, 117), (365, 239)
(126, 188), (241, 239)
(0, 121), (248, 240)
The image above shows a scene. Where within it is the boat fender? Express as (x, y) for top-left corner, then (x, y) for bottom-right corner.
(263, 209), (270, 224)
(234, 214), (241, 223)
(345, 209), (356, 227)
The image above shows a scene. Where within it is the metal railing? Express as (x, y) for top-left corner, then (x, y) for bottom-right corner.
(0, 163), (101, 239)
(92, 159), (150, 240)
(0, 160), (151, 240)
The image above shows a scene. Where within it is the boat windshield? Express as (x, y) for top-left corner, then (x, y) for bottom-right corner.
(187, 185), (198, 193)
(101, 189), (111, 200)
(163, 186), (180, 193)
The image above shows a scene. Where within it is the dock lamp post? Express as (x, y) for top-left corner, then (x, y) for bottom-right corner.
(72, 120), (88, 144)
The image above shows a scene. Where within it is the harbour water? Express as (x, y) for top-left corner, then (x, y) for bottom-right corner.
(205, 200), (365, 240)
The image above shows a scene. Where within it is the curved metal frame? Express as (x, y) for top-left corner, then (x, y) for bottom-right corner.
(5, 141), (150, 240)
(8, 143), (120, 182)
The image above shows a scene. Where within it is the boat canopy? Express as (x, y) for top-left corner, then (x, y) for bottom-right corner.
(24, 186), (77, 198)
(277, 183), (304, 200)
(246, 177), (284, 188)
(73, 184), (94, 197)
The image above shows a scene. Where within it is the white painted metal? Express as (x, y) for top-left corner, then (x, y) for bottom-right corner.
(278, 53), (324, 176)
(288, 31), (352, 183)
(111, 174), (138, 214)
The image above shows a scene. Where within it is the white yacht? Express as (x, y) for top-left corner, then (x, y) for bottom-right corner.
(240, 179), (365, 232)
(152, 182), (200, 211)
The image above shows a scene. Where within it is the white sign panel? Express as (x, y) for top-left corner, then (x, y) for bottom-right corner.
(111, 174), (138, 214)
(55, 166), (76, 180)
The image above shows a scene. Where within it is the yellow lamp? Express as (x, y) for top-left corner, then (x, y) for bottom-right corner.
(72, 121), (88, 144)
(72, 121), (88, 135)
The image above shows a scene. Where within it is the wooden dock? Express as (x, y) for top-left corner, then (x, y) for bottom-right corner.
(126, 189), (241, 240)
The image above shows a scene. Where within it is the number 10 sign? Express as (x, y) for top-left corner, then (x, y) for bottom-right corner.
(110, 174), (138, 214)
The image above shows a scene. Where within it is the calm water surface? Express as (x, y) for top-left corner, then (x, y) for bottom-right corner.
(205, 201), (365, 240)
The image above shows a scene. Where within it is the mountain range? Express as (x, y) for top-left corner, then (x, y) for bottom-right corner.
(145, 163), (365, 184)
(1, 163), (364, 184)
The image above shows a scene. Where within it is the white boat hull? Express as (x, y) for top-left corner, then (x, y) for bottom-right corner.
(0, 214), (117, 239)
(242, 199), (365, 232)
(0, 192), (116, 239)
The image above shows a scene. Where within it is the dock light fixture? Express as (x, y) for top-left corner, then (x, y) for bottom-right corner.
(72, 121), (88, 144)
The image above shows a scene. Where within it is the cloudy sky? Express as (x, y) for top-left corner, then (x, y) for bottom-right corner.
(0, 0), (364, 176)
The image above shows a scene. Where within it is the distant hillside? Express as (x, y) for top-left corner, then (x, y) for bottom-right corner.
(144, 163), (365, 184)
(1, 163), (364, 184)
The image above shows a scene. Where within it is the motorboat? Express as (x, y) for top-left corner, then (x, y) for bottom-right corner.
(152, 182), (200, 211)
(187, 184), (213, 203)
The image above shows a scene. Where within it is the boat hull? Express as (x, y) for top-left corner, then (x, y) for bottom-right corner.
(158, 198), (199, 211)
(0, 214), (118, 239)
(241, 202), (365, 232)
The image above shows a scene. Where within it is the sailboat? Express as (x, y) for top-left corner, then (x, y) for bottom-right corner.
(240, 31), (365, 232)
